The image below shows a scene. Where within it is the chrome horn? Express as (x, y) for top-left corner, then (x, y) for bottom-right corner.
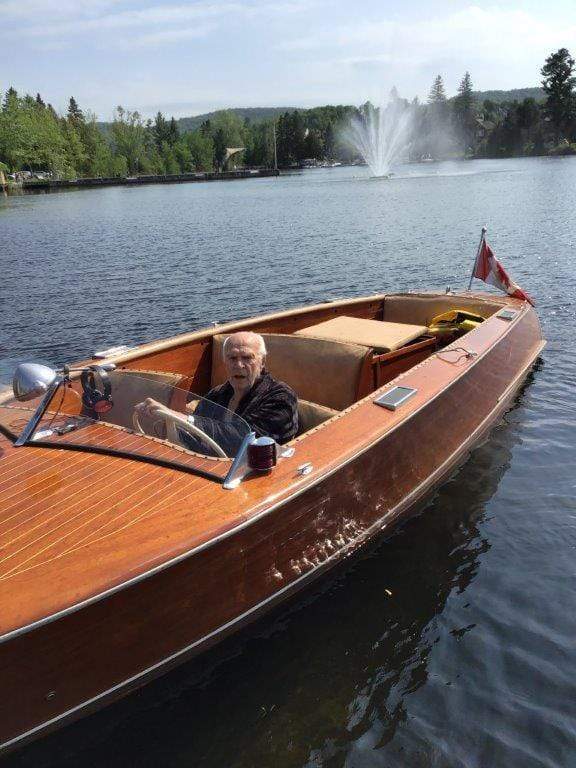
(13, 363), (58, 402)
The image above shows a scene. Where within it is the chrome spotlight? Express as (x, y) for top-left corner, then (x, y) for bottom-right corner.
(12, 363), (58, 402)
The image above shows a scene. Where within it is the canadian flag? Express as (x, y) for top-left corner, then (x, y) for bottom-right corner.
(473, 237), (535, 306)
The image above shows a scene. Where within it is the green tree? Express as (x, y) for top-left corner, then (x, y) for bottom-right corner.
(453, 71), (476, 151)
(303, 128), (322, 158)
(110, 154), (128, 177)
(111, 106), (146, 173)
(153, 112), (170, 150)
(213, 128), (227, 170)
(541, 48), (576, 134)
(3, 87), (18, 111)
(183, 130), (214, 170)
(61, 118), (86, 177)
(428, 75), (446, 103)
(160, 140), (179, 174)
(211, 110), (245, 148)
(79, 114), (113, 176)
(167, 117), (179, 146)
(67, 96), (84, 126)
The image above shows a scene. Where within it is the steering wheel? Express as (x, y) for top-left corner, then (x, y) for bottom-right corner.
(132, 408), (227, 459)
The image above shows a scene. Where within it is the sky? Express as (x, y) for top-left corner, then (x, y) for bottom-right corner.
(2, 0), (576, 120)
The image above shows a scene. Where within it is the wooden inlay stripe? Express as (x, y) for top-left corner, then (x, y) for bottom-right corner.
(0, 469), (208, 580)
(12, 474), (211, 580)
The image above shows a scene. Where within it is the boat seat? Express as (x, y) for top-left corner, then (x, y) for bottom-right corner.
(383, 294), (501, 326)
(211, 333), (371, 411)
(294, 315), (428, 352)
(103, 369), (184, 429)
(297, 399), (340, 435)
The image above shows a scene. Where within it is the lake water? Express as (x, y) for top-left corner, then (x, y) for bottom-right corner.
(1, 159), (575, 767)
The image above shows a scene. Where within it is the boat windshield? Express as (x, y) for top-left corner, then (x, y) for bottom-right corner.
(0, 370), (252, 481)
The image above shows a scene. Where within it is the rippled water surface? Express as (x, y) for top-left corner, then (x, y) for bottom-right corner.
(1, 159), (575, 768)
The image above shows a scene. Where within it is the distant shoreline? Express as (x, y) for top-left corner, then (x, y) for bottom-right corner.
(6, 168), (279, 194)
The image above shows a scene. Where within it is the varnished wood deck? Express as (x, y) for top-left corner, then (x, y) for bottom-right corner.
(0, 290), (547, 755)
(0, 294), (542, 644)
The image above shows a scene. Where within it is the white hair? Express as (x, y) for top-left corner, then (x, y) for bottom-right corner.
(222, 332), (267, 359)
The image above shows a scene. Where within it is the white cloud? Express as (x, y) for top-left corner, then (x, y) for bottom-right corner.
(0, 0), (121, 21)
(280, 6), (576, 69)
(115, 23), (216, 49)
(2, 0), (311, 39)
(273, 5), (576, 98)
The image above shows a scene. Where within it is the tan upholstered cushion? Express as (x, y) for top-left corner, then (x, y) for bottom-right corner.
(384, 295), (500, 326)
(211, 333), (369, 411)
(298, 399), (339, 435)
(294, 316), (427, 352)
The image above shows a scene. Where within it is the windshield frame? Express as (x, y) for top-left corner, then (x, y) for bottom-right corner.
(0, 369), (254, 485)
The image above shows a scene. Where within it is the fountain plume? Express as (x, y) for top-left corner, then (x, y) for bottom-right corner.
(346, 97), (414, 177)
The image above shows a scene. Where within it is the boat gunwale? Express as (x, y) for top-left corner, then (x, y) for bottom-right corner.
(0, 295), (541, 645)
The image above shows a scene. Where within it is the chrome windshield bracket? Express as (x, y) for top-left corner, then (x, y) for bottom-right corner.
(14, 376), (64, 447)
(223, 431), (257, 490)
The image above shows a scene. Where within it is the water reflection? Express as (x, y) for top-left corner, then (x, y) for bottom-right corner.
(4, 413), (519, 768)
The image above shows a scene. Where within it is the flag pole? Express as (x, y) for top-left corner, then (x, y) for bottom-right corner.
(467, 226), (487, 290)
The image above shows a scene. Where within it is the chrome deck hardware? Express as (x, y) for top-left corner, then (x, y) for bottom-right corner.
(374, 386), (417, 411)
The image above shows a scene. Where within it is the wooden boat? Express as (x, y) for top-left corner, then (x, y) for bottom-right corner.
(0, 290), (544, 753)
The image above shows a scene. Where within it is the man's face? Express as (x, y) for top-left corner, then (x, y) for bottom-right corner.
(224, 339), (264, 394)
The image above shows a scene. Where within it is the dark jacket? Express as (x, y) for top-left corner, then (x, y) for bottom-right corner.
(180, 371), (298, 457)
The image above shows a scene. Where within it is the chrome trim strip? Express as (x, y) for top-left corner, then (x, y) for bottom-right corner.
(0, 303), (533, 645)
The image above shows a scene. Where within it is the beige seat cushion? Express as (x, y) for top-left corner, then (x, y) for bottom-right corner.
(295, 316), (427, 352)
(211, 333), (369, 411)
(298, 399), (339, 435)
(384, 295), (500, 326)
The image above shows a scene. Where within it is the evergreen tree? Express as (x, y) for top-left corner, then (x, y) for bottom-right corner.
(541, 48), (576, 133)
(303, 128), (322, 159)
(453, 71), (476, 151)
(213, 128), (227, 170)
(455, 72), (474, 114)
(167, 117), (179, 146)
(35, 93), (45, 108)
(289, 111), (306, 162)
(428, 75), (446, 103)
(153, 112), (170, 150)
(67, 96), (84, 125)
(3, 87), (18, 111)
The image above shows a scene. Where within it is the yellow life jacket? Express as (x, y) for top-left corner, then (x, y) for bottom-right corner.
(428, 309), (485, 336)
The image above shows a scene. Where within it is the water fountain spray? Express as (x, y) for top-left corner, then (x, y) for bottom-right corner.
(347, 98), (414, 178)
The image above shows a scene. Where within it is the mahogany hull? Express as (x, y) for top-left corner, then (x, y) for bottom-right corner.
(0, 300), (544, 753)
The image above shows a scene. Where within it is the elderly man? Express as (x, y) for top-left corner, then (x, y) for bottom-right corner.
(136, 331), (298, 454)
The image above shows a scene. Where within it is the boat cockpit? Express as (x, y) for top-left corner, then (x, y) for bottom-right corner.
(0, 293), (507, 485)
